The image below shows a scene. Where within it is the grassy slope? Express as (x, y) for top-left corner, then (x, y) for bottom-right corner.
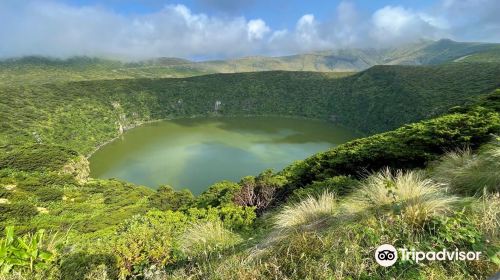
(1, 63), (499, 155)
(1, 40), (499, 87)
(0, 90), (498, 279)
(0, 52), (499, 278)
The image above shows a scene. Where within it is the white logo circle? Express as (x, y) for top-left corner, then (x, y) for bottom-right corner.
(375, 244), (398, 267)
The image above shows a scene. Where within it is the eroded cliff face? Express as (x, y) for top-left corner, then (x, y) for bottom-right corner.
(60, 155), (90, 183)
(112, 101), (145, 135)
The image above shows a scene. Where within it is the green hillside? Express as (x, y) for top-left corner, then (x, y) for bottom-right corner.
(0, 88), (499, 279)
(1, 63), (499, 155)
(0, 51), (499, 279)
(2, 39), (499, 87)
(384, 39), (500, 65)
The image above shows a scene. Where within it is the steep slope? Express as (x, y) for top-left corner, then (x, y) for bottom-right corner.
(1, 63), (499, 155)
(0, 90), (498, 280)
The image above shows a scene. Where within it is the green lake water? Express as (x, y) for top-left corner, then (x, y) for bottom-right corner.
(89, 117), (360, 194)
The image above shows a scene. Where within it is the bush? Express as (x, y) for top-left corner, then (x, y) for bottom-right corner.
(233, 169), (287, 213)
(288, 176), (359, 202)
(59, 252), (118, 280)
(149, 185), (194, 211)
(287, 108), (500, 188)
(111, 210), (187, 278)
(35, 187), (64, 202)
(274, 192), (336, 230)
(195, 181), (241, 208)
(0, 188), (9, 198)
(0, 145), (78, 172)
(185, 205), (256, 231)
(346, 169), (457, 226)
(217, 205), (256, 231)
(0, 203), (38, 222)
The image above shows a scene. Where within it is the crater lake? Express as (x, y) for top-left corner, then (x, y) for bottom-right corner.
(89, 117), (360, 194)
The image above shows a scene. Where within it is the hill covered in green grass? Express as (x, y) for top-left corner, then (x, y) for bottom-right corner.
(1, 62), (499, 155)
(1, 39), (499, 87)
(0, 50), (499, 279)
(0, 88), (499, 279)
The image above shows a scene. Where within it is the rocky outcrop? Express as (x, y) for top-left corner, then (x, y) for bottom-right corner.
(60, 155), (90, 183)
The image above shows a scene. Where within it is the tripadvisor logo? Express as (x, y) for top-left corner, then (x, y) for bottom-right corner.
(374, 244), (482, 267)
(375, 244), (398, 267)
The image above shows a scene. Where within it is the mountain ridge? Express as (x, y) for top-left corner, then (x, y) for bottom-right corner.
(1, 39), (500, 87)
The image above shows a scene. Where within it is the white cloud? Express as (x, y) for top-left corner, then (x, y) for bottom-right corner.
(0, 1), (267, 59)
(0, 0), (499, 59)
(370, 6), (445, 46)
(247, 19), (270, 41)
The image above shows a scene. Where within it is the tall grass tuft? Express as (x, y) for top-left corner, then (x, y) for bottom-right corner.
(431, 144), (500, 195)
(346, 169), (457, 226)
(181, 221), (242, 259)
(474, 191), (500, 240)
(274, 191), (336, 230)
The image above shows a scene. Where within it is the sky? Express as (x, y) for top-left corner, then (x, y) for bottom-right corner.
(0, 0), (499, 60)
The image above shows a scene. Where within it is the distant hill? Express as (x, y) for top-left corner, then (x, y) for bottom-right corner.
(201, 39), (500, 71)
(1, 39), (499, 86)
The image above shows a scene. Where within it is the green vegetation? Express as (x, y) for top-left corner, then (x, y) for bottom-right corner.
(274, 191), (336, 230)
(0, 52), (499, 278)
(0, 145), (79, 172)
(0, 226), (59, 276)
(1, 88), (498, 278)
(1, 62), (499, 155)
(2, 39), (498, 87)
(345, 169), (457, 226)
(430, 141), (500, 195)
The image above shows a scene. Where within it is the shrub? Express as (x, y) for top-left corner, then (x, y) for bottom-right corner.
(288, 176), (359, 202)
(195, 181), (241, 208)
(217, 205), (256, 231)
(0, 188), (9, 199)
(149, 185), (194, 211)
(425, 211), (499, 277)
(0, 145), (78, 172)
(346, 169), (457, 226)
(287, 108), (500, 188)
(111, 210), (186, 278)
(181, 221), (242, 259)
(430, 142), (500, 195)
(185, 205), (256, 231)
(0, 203), (38, 222)
(274, 191), (336, 230)
(59, 252), (118, 280)
(35, 187), (64, 202)
(234, 170), (287, 213)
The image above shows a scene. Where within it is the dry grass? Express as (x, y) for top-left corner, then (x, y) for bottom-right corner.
(431, 145), (500, 195)
(474, 191), (500, 240)
(181, 221), (242, 259)
(345, 168), (457, 226)
(274, 191), (336, 230)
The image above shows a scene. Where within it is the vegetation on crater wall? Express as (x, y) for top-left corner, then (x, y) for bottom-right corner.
(0, 56), (499, 278)
(1, 63), (499, 156)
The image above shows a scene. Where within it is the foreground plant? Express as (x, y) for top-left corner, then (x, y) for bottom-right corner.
(181, 220), (242, 259)
(274, 191), (336, 230)
(431, 141), (500, 195)
(346, 169), (457, 226)
(0, 226), (57, 275)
